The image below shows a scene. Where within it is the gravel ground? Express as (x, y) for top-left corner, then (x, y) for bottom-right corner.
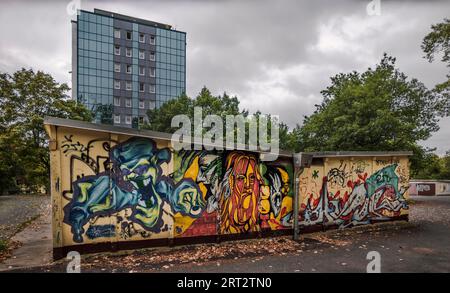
(0, 195), (50, 242)
(408, 196), (450, 226)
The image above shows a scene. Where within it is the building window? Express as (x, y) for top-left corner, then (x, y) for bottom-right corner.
(139, 33), (145, 43)
(114, 63), (121, 73)
(125, 98), (132, 108)
(114, 80), (120, 89)
(126, 64), (132, 74)
(139, 83), (145, 92)
(150, 35), (156, 45)
(125, 115), (132, 125)
(139, 100), (145, 109)
(126, 48), (132, 57)
(139, 50), (145, 60)
(149, 67), (156, 77)
(114, 114), (120, 124)
(139, 66), (145, 76)
(114, 29), (121, 38)
(114, 45), (120, 55)
(149, 52), (155, 61)
(149, 100), (156, 110)
(149, 84), (156, 93)
(114, 97), (120, 106)
(126, 31), (132, 40)
(126, 81), (132, 91)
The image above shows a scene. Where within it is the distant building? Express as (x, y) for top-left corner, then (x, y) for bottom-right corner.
(72, 8), (186, 128)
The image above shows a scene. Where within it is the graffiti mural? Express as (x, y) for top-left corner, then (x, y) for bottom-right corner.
(219, 152), (261, 234)
(63, 137), (176, 242)
(300, 163), (409, 228)
(61, 138), (295, 243)
(217, 152), (294, 234)
(416, 183), (436, 196)
(60, 134), (116, 199)
(171, 150), (222, 237)
(259, 161), (294, 230)
(49, 125), (409, 249)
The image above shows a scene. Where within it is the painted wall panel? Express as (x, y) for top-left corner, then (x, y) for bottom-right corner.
(46, 122), (410, 255)
(171, 150), (221, 238)
(437, 182), (450, 196)
(417, 183), (436, 196)
(409, 181), (450, 196)
(299, 157), (409, 229)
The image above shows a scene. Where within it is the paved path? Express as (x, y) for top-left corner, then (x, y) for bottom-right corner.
(0, 195), (51, 271)
(0, 212), (52, 271)
(0, 195), (50, 241)
(161, 196), (450, 273)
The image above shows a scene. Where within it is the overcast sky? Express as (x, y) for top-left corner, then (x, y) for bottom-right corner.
(0, 0), (449, 154)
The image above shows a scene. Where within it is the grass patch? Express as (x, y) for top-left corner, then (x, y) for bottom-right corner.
(0, 240), (7, 252)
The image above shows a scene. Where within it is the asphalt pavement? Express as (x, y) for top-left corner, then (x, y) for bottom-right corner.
(2, 195), (450, 273)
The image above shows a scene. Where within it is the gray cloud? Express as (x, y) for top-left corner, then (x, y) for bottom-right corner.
(0, 0), (449, 154)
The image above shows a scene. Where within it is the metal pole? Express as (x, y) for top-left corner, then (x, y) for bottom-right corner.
(293, 152), (312, 241)
(293, 166), (303, 241)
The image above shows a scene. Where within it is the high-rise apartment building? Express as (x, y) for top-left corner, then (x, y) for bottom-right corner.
(72, 9), (186, 128)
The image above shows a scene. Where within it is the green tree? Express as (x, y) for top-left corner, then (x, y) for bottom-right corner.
(441, 151), (450, 179)
(278, 122), (291, 151)
(413, 150), (450, 180)
(422, 18), (450, 115)
(0, 129), (24, 194)
(413, 152), (444, 179)
(296, 54), (445, 175)
(283, 124), (305, 152)
(145, 93), (194, 133)
(94, 103), (114, 125)
(422, 18), (450, 67)
(0, 68), (92, 194)
(144, 87), (288, 149)
(145, 87), (247, 133)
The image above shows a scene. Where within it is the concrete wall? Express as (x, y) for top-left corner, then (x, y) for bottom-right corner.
(45, 119), (410, 257)
(437, 182), (450, 196)
(409, 180), (450, 196)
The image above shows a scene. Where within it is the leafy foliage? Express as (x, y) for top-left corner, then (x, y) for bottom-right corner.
(422, 18), (450, 66)
(144, 87), (288, 147)
(0, 69), (92, 194)
(145, 87), (247, 133)
(422, 18), (450, 115)
(414, 151), (450, 180)
(287, 54), (446, 176)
